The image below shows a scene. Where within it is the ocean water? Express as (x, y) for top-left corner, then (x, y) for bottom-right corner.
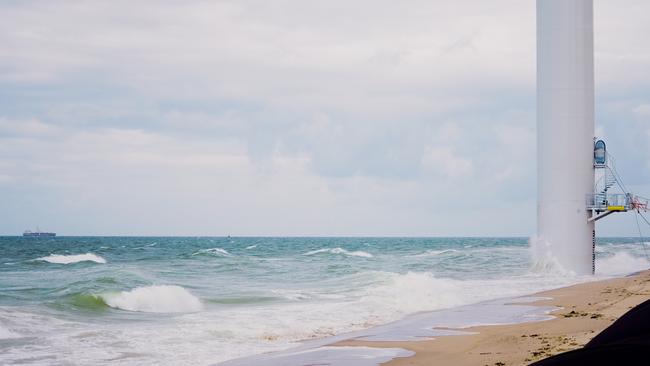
(0, 236), (649, 365)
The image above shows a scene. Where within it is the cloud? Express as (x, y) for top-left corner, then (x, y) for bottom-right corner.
(0, 117), (60, 137)
(421, 146), (473, 178)
(0, 1), (536, 112)
(0, 0), (649, 235)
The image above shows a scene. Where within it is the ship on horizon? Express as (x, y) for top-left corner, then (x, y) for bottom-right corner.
(23, 228), (56, 237)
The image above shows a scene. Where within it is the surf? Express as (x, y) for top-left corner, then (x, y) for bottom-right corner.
(100, 285), (203, 313)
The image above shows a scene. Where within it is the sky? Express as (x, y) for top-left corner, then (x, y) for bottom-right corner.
(1, 0), (649, 236)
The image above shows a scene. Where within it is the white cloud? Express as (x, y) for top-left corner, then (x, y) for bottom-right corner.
(421, 146), (473, 178)
(0, 117), (61, 137)
(0, 0), (536, 116)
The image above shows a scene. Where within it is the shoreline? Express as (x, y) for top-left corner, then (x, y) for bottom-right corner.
(217, 271), (650, 366)
(332, 270), (650, 366)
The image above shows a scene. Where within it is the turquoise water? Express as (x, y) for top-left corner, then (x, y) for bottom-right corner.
(0, 236), (648, 365)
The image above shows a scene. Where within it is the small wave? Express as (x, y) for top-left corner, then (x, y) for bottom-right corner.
(411, 249), (459, 258)
(192, 248), (230, 256)
(270, 289), (315, 301)
(304, 248), (373, 258)
(245, 245), (257, 250)
(100, 285), (203, 313)
(37, 253), (106, 264)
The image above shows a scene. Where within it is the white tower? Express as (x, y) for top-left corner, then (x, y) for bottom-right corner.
(537, 0), (595, 275)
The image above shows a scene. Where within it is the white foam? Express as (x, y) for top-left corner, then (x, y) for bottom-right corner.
(0, 270), (584, 366)
(361, 271), (466, 313)
(304, 248), (373, 258)
(272, 291), (307, 301)
(597, 251), (650, 276)
(0, 325), (19, 339)
(37, 253), (106, 264)
(101, 285), (203, 313)
(528, 236), (573, 275)
(410, 249), (458, 258)
(200, 270), (579, 363)
(192, 247), (230, 256)
(245, 245), (257, 250)
(221, 346), (414, 366)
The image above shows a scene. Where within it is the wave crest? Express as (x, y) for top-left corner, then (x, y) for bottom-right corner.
(69, 294), (110, 311)
(37, 253), (106, 264)
(304, 247), (373, 258)
(411, 249), (459, 258)
(101, 285), (203, 313)
(192, 248), (230, 256)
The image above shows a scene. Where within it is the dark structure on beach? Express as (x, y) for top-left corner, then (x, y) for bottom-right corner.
(531, 299), (650, 365)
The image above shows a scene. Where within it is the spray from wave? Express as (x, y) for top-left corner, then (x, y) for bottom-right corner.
(597, 251), (650, 276)
(304, 248), (373, 258)
(100, 285), (203, 313)
(528, 236), (573, 275)
(36, 253), (106, 264)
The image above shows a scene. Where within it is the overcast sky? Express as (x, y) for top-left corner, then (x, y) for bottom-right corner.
(1, 0), (649, 236)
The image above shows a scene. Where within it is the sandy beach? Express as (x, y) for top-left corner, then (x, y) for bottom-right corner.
(334, 270), (650, 366)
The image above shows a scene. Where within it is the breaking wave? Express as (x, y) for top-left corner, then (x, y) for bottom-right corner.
(192, 248), (230, 256)
(304, 247), (373, 258)
(100, 285), (203, 313)
(597, 251), (650, 276)
(37, 253), (106, 265)
(528, 236), (650, 277)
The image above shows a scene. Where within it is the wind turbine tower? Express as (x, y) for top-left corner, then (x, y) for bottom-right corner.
(537, 0), (595, 275)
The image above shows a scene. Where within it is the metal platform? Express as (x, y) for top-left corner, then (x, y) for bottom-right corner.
(586, 193), (648, 222)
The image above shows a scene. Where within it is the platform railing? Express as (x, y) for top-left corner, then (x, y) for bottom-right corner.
(586, 193), (632, 211)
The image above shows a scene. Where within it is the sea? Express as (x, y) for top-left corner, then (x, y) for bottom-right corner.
(1, 236), (649, 365)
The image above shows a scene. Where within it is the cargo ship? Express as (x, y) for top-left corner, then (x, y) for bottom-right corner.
(23, 229), (56, 237)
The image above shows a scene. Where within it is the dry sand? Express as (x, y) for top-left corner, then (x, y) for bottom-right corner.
(335, 270), (650, 366)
